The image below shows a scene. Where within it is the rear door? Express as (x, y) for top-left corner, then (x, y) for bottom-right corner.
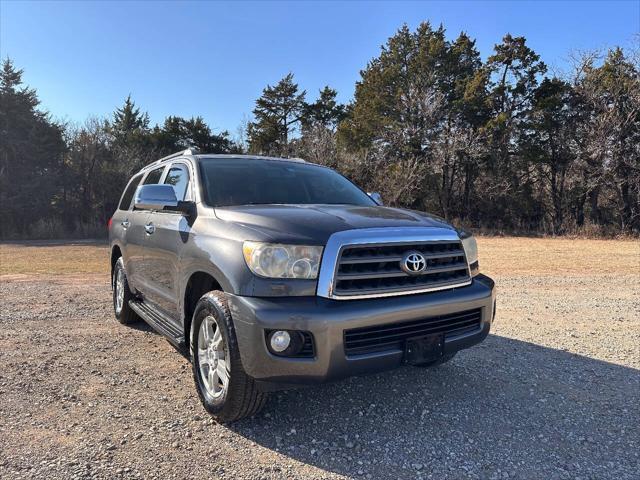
(111, 172), (149, 292)
(141, 161), (194, 319)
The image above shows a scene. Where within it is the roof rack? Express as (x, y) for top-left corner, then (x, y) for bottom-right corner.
(141, 147), (200, 170)
(191, 154), (307, 163)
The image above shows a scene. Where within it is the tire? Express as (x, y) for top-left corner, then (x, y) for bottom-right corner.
(112, 257), (139, 325)
(413, 352), (457, 368)
(190, 291), (267, 423)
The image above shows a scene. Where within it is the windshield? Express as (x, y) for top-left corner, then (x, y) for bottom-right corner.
(199, 158), (376, 207)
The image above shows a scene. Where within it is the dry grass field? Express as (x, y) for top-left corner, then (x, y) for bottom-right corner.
(2, 236), (637, 277)
(0, 237), (638, 479)
(0, 240), (107, 276)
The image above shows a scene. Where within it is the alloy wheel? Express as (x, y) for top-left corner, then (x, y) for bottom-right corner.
(114, 268), (125, 314)
(197, 316), (229, 399)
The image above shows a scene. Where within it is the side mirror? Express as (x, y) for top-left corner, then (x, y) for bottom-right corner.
(134, 184), (179, 211)
(368, 192), (383, 206)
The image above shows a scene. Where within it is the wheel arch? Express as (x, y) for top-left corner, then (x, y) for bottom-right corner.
(110, 244), (123, 280)
(182, 269), (227, 345)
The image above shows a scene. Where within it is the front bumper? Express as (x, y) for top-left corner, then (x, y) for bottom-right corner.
(228, 274), (496, 388)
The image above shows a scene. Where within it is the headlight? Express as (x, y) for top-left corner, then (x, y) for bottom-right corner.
(461, 235), (478, 269)
(242, 242), (323, 279)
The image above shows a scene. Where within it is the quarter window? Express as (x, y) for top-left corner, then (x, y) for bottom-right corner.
(164, 165), (190, 201)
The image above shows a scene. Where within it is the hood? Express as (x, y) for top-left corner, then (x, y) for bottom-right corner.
(214, 204), (455, 244)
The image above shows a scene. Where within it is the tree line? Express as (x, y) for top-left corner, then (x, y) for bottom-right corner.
(1, 22), (638, 239)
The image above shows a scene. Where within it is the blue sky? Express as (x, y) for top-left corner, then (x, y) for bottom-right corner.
(1, 1), (638, 137)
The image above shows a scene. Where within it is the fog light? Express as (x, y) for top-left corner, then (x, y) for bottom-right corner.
(269, 330), (291, 353)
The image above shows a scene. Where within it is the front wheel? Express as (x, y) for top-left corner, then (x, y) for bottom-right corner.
(190, 291), (267, 423)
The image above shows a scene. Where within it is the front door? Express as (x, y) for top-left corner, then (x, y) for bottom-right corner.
(141, 162), (194, 320)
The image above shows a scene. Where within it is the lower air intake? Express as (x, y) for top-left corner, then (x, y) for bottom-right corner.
(344, 308), (482, 356)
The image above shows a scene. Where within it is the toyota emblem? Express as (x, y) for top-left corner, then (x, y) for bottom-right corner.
(401, 251), (427, 275)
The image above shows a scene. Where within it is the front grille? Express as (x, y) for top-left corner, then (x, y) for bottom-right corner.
(333, 241), (470, 297)
(344, 308), (482, 356)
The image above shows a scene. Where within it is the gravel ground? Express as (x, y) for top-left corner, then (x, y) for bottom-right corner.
(0, 238), (639, 479)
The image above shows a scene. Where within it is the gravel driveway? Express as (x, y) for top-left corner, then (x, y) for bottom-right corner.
(0, 238), (638, 479)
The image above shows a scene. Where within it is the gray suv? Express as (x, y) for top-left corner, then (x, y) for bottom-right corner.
(109, 149), (496, 422)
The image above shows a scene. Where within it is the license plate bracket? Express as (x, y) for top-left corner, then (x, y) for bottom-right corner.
(404, 334), (444, 364)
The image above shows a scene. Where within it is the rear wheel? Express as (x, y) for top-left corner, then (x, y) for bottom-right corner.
(190, 291), (267, 423)
(413, 352), (456, 368)
(112, 257), (139, 325)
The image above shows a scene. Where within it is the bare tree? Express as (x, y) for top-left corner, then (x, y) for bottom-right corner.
(570, 46), (640, 231)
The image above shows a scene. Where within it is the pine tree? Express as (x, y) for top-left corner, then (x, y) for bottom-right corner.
(0, 58), (65, 236)
(153, 116), (238, 154)
(523, 78), (577, 233)
(107, 96), (154, 173)
(302, 86), (346, 131)
(484, 34), (547, 229)
(247, 73), (306, 156)
(109, 95), (150, 145)
(574, 48), (640, 231)
(335, 23), (488, 213)
(337, 22), (451, 157)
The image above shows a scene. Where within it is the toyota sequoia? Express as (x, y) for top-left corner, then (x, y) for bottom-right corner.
(109, 149), (496, 422)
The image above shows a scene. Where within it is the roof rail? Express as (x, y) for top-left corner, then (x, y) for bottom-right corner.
(157, 147), (199, 162)
(182, 147), (200, 156)
(141, 147), (200, 170)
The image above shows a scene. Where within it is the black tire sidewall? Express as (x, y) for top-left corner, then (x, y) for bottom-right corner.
(190, 292), (268, 423)
(113, 258), (126, 318)
(190, 293), (234, 412)
(112, 257), (135, 324)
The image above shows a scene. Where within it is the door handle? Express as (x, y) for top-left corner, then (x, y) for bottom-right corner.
(121, 219), (130, 229)
(144, 223), (155, 235)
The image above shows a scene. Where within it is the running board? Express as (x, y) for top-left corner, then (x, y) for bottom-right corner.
(129, 300), (185, 348)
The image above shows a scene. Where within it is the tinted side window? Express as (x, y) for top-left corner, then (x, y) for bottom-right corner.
(143, 166), (165, 185)
(118, 174), (143, 211)
(164, 165), (190, 201)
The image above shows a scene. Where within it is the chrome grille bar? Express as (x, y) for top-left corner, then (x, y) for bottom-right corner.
(316, 228), (472, 300)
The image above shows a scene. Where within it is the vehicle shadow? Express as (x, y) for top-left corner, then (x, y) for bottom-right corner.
(129, 320), (191, 358)
(229, 334), (640, 479)
(128, 322), (154, 335)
